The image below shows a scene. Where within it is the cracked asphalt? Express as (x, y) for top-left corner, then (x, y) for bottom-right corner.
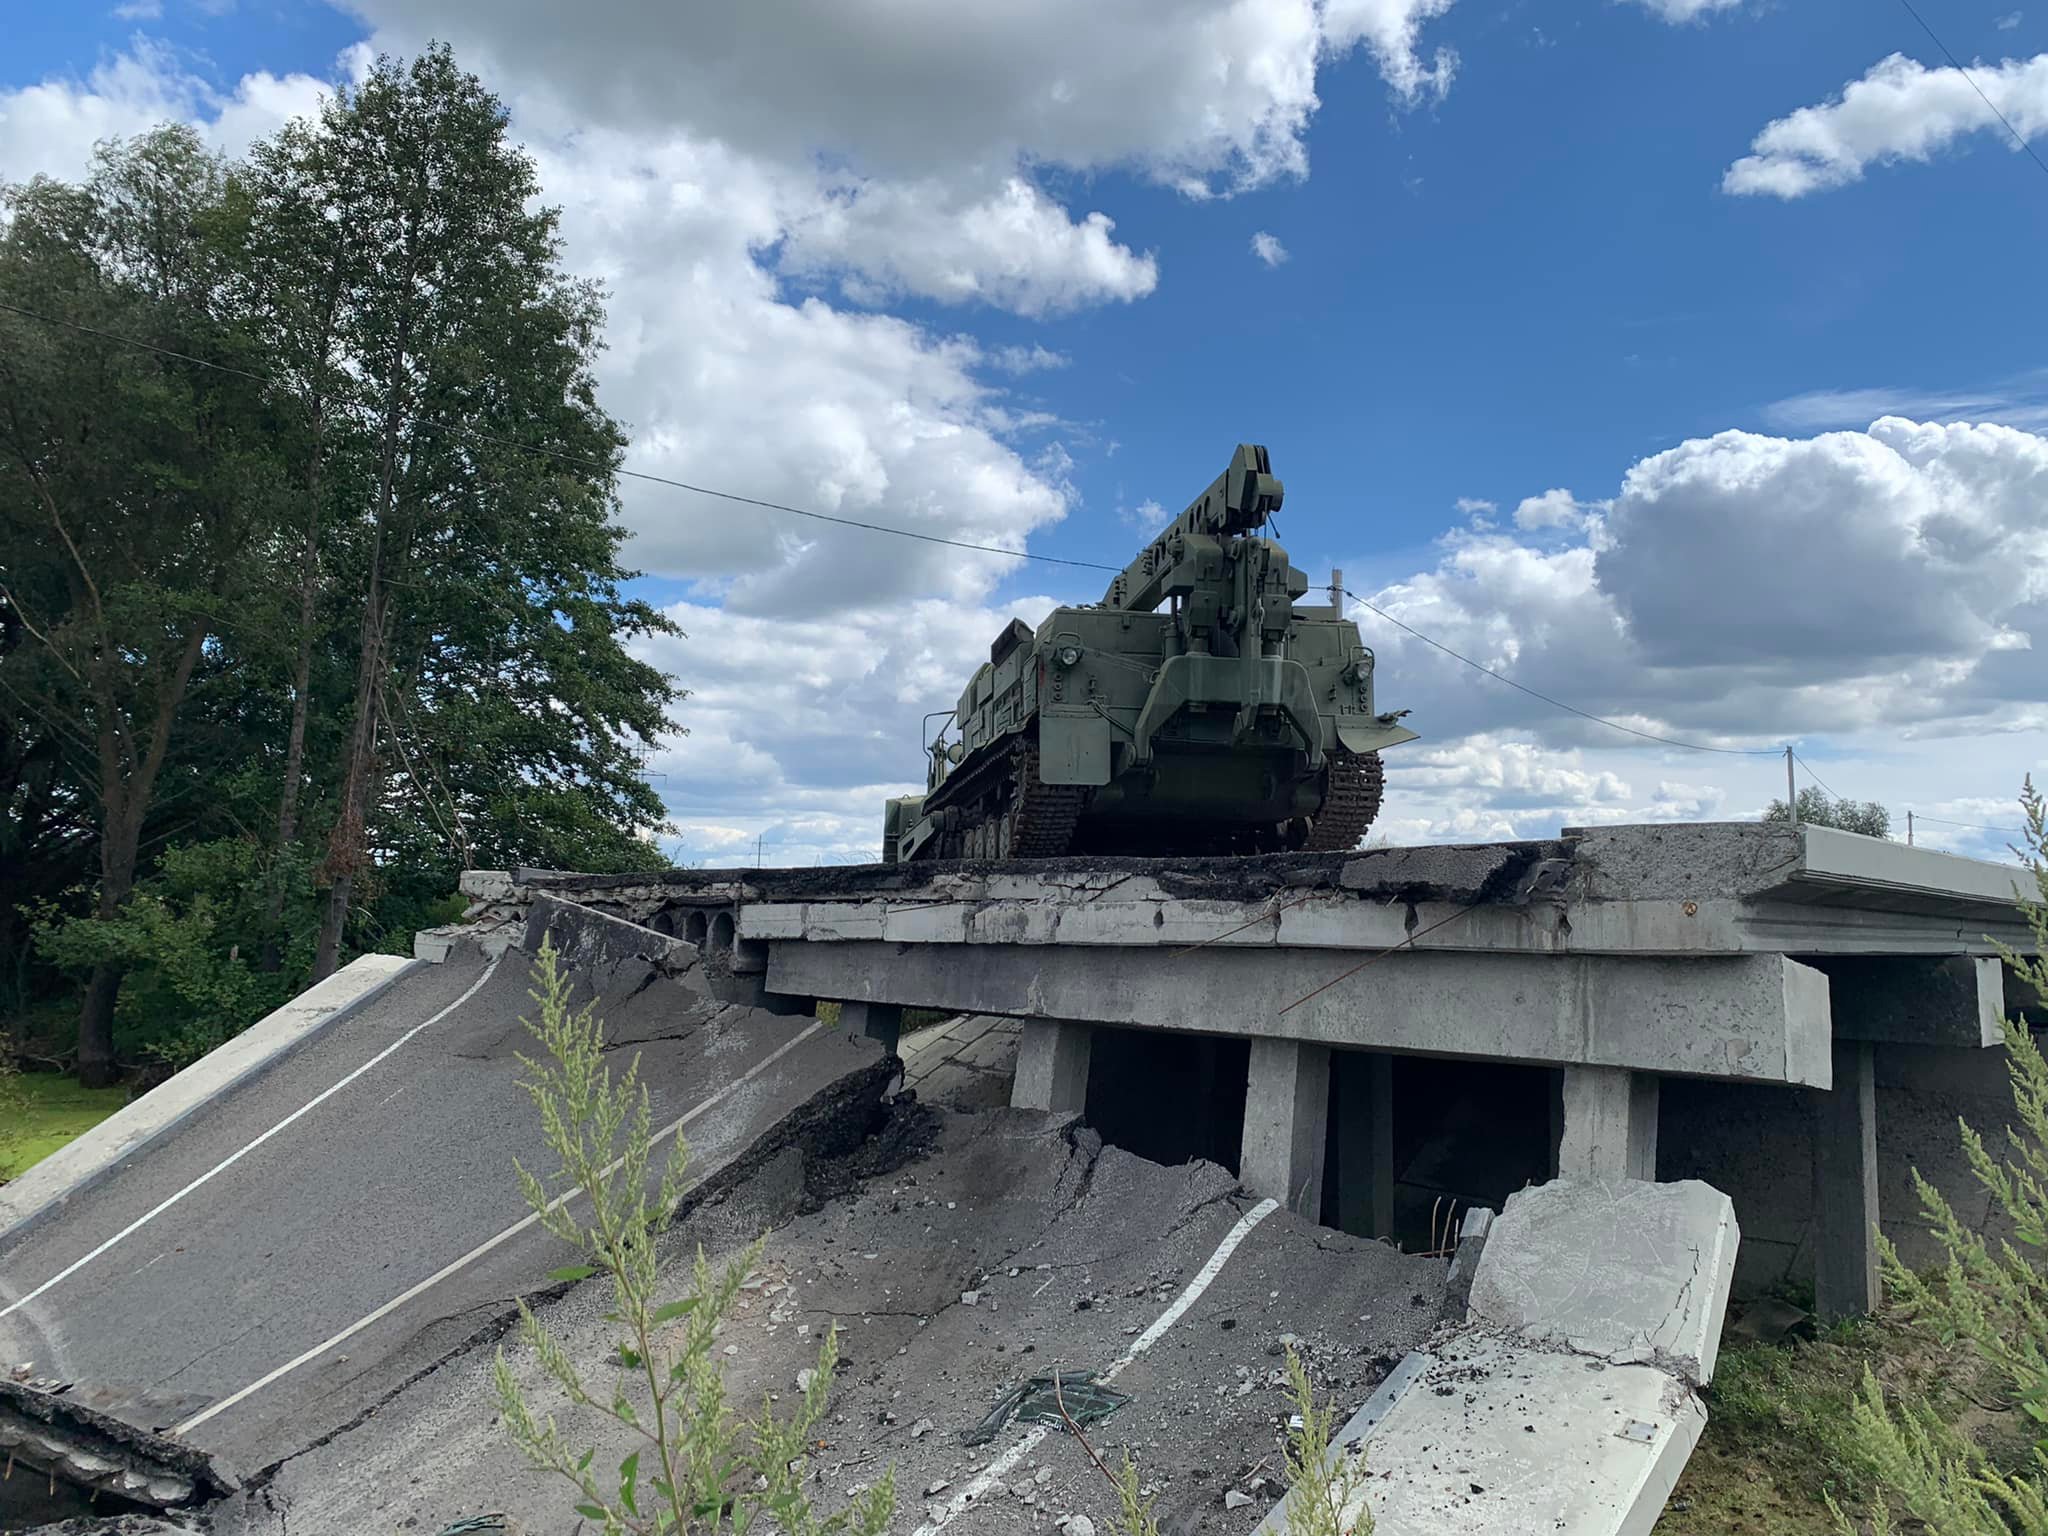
(0, 940), (890, 1483)
(212, 1108), (1449, 1536)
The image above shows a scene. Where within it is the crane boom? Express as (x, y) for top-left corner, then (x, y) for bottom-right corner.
(1099, 443), (1284, 613)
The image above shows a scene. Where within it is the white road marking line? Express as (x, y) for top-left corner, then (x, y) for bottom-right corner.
(0, 956), (505, 1325)
(911, 1195), (1281, 1534)
(173, 1017), (829, 1435)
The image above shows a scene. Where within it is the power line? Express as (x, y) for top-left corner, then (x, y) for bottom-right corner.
(1791, 751), (1843, 801)
(1912, 813), (2027, 834)
(1342, 589), (1784, 757)
(0, 295), (2005, 816)
(1895, 0), (2048, 185)
(0, 299), (1122, 577)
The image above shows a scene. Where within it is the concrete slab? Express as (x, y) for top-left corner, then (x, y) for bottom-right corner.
(1465, 1177), (1740, 1387)
(1284, 1335), (1708, 1536)
(0, 953), (419, 1243)
(1256, 1174), (1737, 1535)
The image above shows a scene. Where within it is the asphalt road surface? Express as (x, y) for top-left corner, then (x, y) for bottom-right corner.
(206, 1107), (1450, 1536)
(0, 937), (888, 1480)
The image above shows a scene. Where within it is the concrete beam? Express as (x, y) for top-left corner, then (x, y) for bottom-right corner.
(835, 1000), (902, 1054)
(1817, 956), (2003, 1048)
(1334, 1050), (1395, 1239)
(1242, 1038), (1332, 1220)
(1812, 1039), (1881, 1322)
(1011, 1018), (1092, 1112)
(1557, 1066), (1660, 1181)
(767, 942), (1835, 1086)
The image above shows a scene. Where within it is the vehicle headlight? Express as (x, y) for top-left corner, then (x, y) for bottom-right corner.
(1057, 644), (1082, 668)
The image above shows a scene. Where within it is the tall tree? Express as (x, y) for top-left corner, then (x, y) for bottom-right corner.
(0, 129), (287, 1083)
(235, 118), (357, 970)
(286, 47), (678, 978)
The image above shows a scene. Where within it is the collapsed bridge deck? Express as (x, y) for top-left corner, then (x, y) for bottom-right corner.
(467, 819), (2042, 1323)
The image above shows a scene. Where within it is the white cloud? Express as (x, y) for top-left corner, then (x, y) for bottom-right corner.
(1511, 487), (1585, 530)
(782, 176), (1157, 315)
(343, 0), (1459, 199)
(0, 38), (336, 183)
(988, 343), (1071, 375)
(1359, 416), (2048, 757)
(1322, 0), (1459, 103)
(1621, 0), (1744, 20)
(1455, 496), (1496, 516)
(1250, 229), (1290, 266)
(1999, 10), (2024, 28)
(1724, 50), (2048, 197)
(112, 0), (162, 17)
(1120, 498), (1171, 532)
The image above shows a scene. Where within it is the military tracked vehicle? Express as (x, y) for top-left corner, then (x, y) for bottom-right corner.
(883, 444), (1417, 862)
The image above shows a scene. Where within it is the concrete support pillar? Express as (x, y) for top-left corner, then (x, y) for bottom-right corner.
(1012, 1019), (1093, 1112)
(1242, 1038), (1332, 1220)
(836, 1001), (902, 1055)
(1813, 1039), (1880, 1322)
(1557, 1065), (1660, 1181)
(1334, 1050), (1395, 1239)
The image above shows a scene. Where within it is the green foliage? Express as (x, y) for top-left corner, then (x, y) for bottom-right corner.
(1, 47), (683, 1075)
(493, 941), (894, 1535)
(1112, 1450), (1161, 1536)
(1765, 786), (1893, 839)
(30, 838), (318, 1068)
(0, 1041), (27, 1180)
(1829, 777), (2048, 1535)
(1280, 1345), (1372, 1536)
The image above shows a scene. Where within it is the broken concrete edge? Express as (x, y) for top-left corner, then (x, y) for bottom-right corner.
(0, 1378), (235, 1509)
(0, 954), (420, 1246)
(1465, 1177), (1740, 1388)
(1256, 1176), (1737, 1536)
(522, 890), (699, 982)
(476, 820), (2031, 913)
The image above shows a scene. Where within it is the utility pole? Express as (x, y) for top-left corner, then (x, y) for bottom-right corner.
(755, 832), (765, 869)
(1329, 567), (1344, 609)
(1786, 745), (1799, 825)
(1907, 810), (1914, 846)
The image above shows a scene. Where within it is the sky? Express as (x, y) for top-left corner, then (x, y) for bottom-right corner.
(4, 0), (2047, 868)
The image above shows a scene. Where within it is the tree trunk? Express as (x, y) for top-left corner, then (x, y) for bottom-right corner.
(76, 963), (124, 1088)
(310, 354), (407, 984)
(77, 619), (209, 1083)
(263, 408), (325, 972)
(77, 797), (140, 1089)
(311, 584), (385, 982)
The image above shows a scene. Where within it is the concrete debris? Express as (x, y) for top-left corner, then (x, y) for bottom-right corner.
(1465, 1177), (1740, 1388)
(0, 1378), (233, 1511)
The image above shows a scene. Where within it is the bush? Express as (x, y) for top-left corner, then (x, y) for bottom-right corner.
(31, 837), (318, 1070)
(1831, 777), (2048, 1534)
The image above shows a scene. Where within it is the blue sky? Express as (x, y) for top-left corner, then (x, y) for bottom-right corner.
(6, 0), (2047, 865)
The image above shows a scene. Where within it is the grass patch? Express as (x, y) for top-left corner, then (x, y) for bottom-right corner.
(1659, 1316), (2027, 1534)
(0, 1071), (129, 1183)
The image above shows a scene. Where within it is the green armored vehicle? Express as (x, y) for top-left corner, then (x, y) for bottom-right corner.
(885, 444), (1417, 862)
